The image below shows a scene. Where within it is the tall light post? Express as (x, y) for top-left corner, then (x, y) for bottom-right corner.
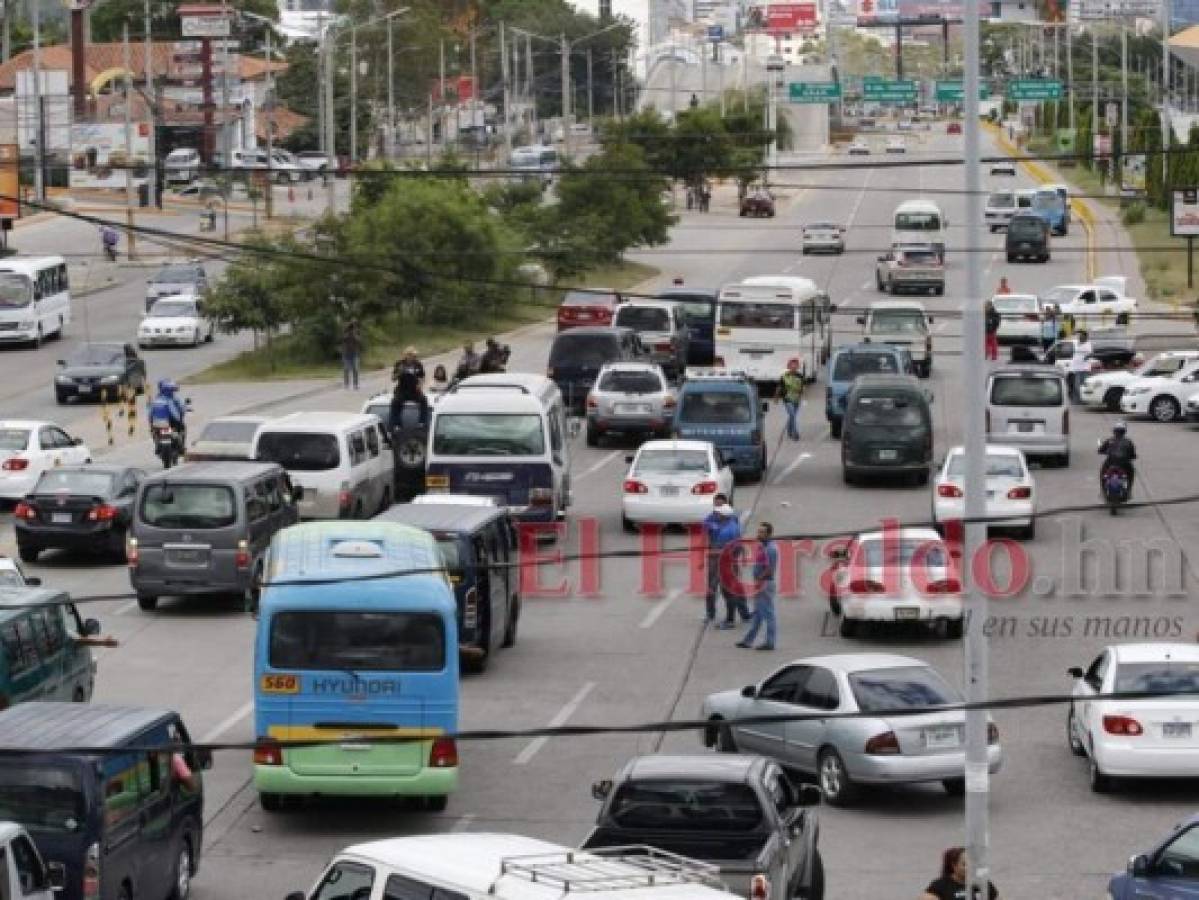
(242, 11), (278, 216)
(384, 9), (411, 159)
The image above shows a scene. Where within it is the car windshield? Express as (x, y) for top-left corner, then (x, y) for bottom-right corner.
(1040, 287), (1076, 305)
(140, 483), (236, 528)
(615, 307), (670, 331)
(808, 221), (838, 230)
(562, 291), (615, 309)
(833, 351), (900, 380)
(988, 192), (1014, 206)
(599, 370), (662, 394)
(680, 391), (752, 424)
(1009, 218), (1045, 237)
(148, 300), (197, 318)
(1033, 192), (1060, 210)
(990, 376), (1063, 406)
(1114, 662), (1199, 694)
(858, 538), (948, 568)
(0, 273), (32, 308)
(901, 251), (940, 266)
(33, 470), (115, 495)
(0, 429), (29, 452)
(718, 302), (796, 329)
(256, 432), (340, 471)
(946, 453), (1024, 479)
(432, 414), (546, 456)
(849, 665), (962, 713)
(851, 395), (924, 427)
(607, 780), (764, 832)
(895, 212), (940, 230)
(199, 420), (261, 443)
(635, 449), (710, 474)
(993, 296), (1037, 313)
(0, 765), (84, 833)
(869, 311), (927, 334)
(270, 611), (446, 672)
(152, 266), (199, 283)
(1140, 356), (1192, 377)
(66, 346), (123, 366)
(549, 334), (619, 366)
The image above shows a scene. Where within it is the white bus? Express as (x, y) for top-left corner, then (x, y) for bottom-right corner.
(714, 277), (824, 385)
(892, 199), (947, 260)
(510, 144), (558, 186)
(0, 256), (70, 348)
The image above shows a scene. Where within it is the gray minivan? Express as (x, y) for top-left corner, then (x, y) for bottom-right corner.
(128, 462), (300, 612)
(0, 702), (209, 900)
(986, 365), (1070, 466)
(841, 374), (934, 485)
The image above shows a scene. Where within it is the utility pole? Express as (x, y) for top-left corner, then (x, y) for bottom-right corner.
(265, 24), (273, 218)
(439, 39), (446, 150)
(561, 32), (570, 155)
(1092, 28), (1099, 141)
(323, 23), (336, 216)
(1121, 20), (1128, 186)
(316, 12), (325, 160)
(350, 27), (357, 164)
(30, 0), (42, 202)
(587, 47), (594, 127)
(220, 0), (230, 168)
(145, 0), (157, 207)
(387, 15), (395, 157)
(123, 24), (137, 259)
(500, 22), (511, 157)
(1067, 22), (1075, 132)
(526, 35), (536, 139)
(1162, 0), (1171, 188)
(963, 0), (988, 896)
(469, 26), (478, 141)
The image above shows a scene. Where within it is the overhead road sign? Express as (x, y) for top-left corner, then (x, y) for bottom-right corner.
(863, 79), (917, 102)
(935, 80), (990, 101)
(789, 81), (842, 102)
(1006, 79), (1063, 100)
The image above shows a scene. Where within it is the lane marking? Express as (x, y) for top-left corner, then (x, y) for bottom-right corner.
(201, 700), (254, 743)
(772, 451), (813, 485)
(576, 450), (620, 480)
(115, 600), (138, 615)
(640, 588), (683, 629)
(451, 814), (476, 832)
(513, 681), (596, 765)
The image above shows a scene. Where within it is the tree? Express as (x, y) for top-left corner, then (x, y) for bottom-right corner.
(89, 0), (276, 45)
(205, 233), (293, 371)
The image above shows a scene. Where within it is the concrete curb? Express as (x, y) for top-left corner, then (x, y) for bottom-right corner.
(983, 121), (1098, 281)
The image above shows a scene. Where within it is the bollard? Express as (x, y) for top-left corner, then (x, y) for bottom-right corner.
(127, 387), (138, 438)
(101, 392), (114, 446)
(288, 186), (295, 204)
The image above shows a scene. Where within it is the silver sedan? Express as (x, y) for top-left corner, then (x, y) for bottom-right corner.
(701, 653), (1002, 806)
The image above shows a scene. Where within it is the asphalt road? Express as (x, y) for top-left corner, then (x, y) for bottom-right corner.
(3, 130), (1197, 900)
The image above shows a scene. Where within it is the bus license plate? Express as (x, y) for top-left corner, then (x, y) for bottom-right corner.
(261, 674), (300, 694)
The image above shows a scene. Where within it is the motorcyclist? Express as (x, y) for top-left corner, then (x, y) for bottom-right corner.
(1098, 420), (1136, 494)
(100, 225), (119, 261)
(479, 337), (510, 374)
(148, 379), (187, 447)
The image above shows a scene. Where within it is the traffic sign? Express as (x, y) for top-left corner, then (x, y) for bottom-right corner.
(1106, 101), (1119, 127)
(934, 80), (991, 101)
(789, 81), (842, 103)
(863, 79), (917, 102)
(706, 24), (723, 42)
(1006, 79), (1063, 100)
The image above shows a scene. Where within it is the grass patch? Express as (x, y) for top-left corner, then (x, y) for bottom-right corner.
(1124, 206), (1196, 307)
(188, 259), (660, 384)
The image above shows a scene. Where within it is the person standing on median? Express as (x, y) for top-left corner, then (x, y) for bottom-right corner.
(1068, 329), (1092, 403)
(737, 522), (778, 651)
(701, 495), (749, 627)
(984, 299), (1001, 362)
(777, 359), (804, 441)
(341, 319), (362, 390)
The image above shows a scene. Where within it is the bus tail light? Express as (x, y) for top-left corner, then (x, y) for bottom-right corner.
(529, 488), (553, 506)
(464, 587), (478, 631)
(430, 738), (458, 768)
(235, 540), (251, 570)
(83, 843), (101, 900)
(253, 740), (283, 766)
(126, 537), (139, 568)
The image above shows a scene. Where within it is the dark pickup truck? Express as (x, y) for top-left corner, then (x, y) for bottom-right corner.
(582, 755), (824, 900)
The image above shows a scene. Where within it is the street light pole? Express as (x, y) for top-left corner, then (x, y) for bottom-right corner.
(323, 22), (336, 216)
(350, 26), (357, 164)
(587, 47), (594, 128)
(387, 16), (395, 157)
(1067, 22), (1075, 133)
(1162, 0), (1171, 188)
(561, 32), (570, 155)
(500, 22), (512, 157)
(123, 23), (137, 259)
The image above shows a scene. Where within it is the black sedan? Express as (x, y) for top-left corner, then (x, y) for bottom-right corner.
(14, 465), (146, 562)
(54, 343), (147, 403)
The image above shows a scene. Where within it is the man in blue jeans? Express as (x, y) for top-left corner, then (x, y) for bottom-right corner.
(702, 495), (749, 627)
(737, 521), (778, 651)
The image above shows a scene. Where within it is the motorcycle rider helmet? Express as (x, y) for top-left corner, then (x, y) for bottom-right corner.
(1113, 420), (1127, 434)
(157, 379), (178, 396)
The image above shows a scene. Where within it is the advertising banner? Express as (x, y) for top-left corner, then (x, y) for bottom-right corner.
(1122, 153), (1146, 194)
(857, 0), (962, 24)
(69, 123), (151, 190)
(747, 3), (818, 32)
(1173, 188), (1199, 237)
(0, 145), (18, 218)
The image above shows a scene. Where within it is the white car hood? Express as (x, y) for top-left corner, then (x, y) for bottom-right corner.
(141, 315), (199, 329)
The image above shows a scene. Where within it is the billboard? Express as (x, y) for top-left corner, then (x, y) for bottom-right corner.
(0, 145), (17, 219)
(746, 3), (818, 32)
(857, 0), (962, 23)
(69, 123), (151, 190)
(1172, 188), (1199, 237)
(430, 76), (476, 103)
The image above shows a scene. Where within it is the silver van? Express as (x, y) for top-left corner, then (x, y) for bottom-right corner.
(128, 462), (300, 612)
(986, 366), (1070, 466)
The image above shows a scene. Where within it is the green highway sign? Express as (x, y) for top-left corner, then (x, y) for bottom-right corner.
(1006, 79), (1063, 100)
(935, 80), (991, 101)
(863, 79), (917, 102)
(789, 81), (842, 103)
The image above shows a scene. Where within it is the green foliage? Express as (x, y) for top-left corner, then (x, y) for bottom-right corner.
(1121, 201), (1146, 226)
(89, 0), (276, 45)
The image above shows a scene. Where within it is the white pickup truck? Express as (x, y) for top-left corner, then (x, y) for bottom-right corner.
(1040, 276), (1137, 325)
(0, 822), (64, 900)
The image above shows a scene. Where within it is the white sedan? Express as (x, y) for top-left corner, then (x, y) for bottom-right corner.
(848, 139), (870, 156)
(990, 159), (1017, 176)
(885, 137), (905, 154)
(933, 445), (1035, 539)
(1041, 278), (1137, 325)
(801, 221), (845, 254)
(1068, 643), (1199, 792)
(1082, 350), (1199, 412)
(621, 440), (733, 532)
(826, 527), (963, 638)
(0, 420), (91, 501)
(138, 296), (214, 348)
(992, 293), (1045, 345)
(1119, 361), (1199, 422)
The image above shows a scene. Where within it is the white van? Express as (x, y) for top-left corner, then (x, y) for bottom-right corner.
(289, 834), (740, 900)
(253, 411), (395, 519)
(426, 374), (571, 524)
(891, 199), (947, 259)
(0, 256), (70, 347)
(715, 276), (826, 382)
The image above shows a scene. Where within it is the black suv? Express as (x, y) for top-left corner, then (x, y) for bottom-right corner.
(1006, 213), (1050, 263)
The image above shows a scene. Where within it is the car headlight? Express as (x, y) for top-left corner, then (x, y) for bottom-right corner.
(55, 375), (71, 384)
(18, 321), (33, 329)
(1126, 386), (1149, 396)
(100, 375), (120, 384)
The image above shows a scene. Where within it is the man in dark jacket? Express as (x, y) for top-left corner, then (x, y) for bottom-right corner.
(702, 495), (750, 627)
(984, 300), (1001, 361)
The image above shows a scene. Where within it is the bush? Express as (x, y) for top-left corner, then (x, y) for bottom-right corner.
(1121, 201), (1146, 226)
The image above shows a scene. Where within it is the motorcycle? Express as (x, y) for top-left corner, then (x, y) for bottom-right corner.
(1097, 441), (1132, 515)
(152, 420), (183, 469)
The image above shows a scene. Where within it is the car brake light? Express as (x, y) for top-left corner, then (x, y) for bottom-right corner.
(713, 356), (725, 367)
(750, 874), (769, 900)
(692, 481), (718, 495)
(338, 483), (351, 510)
(87, 504), (119, 522)
(529, 488), (553, 505)
(430, 737), (458, 767)
(925, 578), (961, 594)
(586, 394), (598, 409)
(848, 578), (886, 593)
(13, 502), (36, 520)
(623, 479), (648, 494)
(235, 539), (250, 570)
(1007, 486), (1032, 499)
(126, 537), (138, 567)
(83, 843), (101, 900)
(864, 730), (900, 754)
(663, 396), (676, 409)
(656, 341), (673, 351)
(253, 740), (283, 766)
(1103, 715), (1143, 736)
(988, 722), (999, 744)
(937, 484), (963, 498)
(2, 458), (28, 471)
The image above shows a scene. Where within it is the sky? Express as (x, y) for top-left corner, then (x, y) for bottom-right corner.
(568, 0), (651, 49)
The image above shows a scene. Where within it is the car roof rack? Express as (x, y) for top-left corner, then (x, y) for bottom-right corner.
(492, 846), (723, 894)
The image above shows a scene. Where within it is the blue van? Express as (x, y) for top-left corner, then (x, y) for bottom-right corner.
(253, 521), (459, 811)
(655, 289), (717, 366)
(1032, 187), (1068, 235)
(825, 343), (913, 438)
(673, 371), (768, 479)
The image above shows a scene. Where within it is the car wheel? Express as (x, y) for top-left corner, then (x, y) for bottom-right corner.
(800, 849), (825, 900)
(621, 514), (637, 534)
(259, 792), (283, 812)
(1103, 387), (1124, 412)
(422, 795), (449, 812)
(946, 617), (964, 639)
(817, 749), (856, 806)
(942, 777), (966, 796)
(501, 595), (520, 648)
(585, 423), (599, 447)
(1067, 707), (1086, 756)
(1089, 756), (1113, 793)
(838, 616), (856, 638)
(168, 838), (194, 900)
(17, 544), (38, 563)
(137, 594), (158, 611)
(1151, 395), (1181, 423)
(716, 720), (738, 753)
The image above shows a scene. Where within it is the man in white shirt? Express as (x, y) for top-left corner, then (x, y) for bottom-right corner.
(1068, 329), (1092, 403)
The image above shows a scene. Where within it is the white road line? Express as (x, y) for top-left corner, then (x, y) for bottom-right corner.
(639, 588), (682, 629)
(513, 682), (596, 765)
(860, 279), (873, 290)
(577, 450), (620, 480)
(201, 700), (254, 743)
(450, 814), (477, 832)
(115, 600), (138, 615)
(772, 451), (812, 485)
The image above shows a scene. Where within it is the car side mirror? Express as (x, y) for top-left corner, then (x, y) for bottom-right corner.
(83, 618), (101, 636)
(72, 437), (82, 446)
(1067, 666), (1083, 678)
(25, 576), (41, 586)
(196, 748), (214, 770)
(794, 784), (822, 807)
(592, 779), (613, 801)
(625, 455), (635, 464)
(856, 316), (866, 325)
(761, 401), (769, 413)
(741, 684), (757, 698)
(1130, 854), (1152, 877)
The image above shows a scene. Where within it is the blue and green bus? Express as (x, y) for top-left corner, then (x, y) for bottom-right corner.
(252, 521), (459, 811)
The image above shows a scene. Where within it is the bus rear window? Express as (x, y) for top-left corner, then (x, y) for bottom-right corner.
(718, 303), (796, 329)
(270, 611), (446, 671)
